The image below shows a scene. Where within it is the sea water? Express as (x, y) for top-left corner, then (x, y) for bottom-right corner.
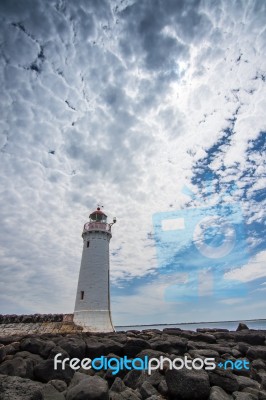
(115, 319), (266, 332)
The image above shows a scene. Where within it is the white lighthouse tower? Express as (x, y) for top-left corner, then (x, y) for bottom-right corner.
(73, 207), (116, 332)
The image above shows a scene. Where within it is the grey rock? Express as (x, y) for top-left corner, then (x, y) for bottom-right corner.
(0, 374), (44, 400)
(139, 381), (159, 399)
(0, 356), (35, 379)
(237, 343), (250, 356)
(48, 345), (70, 360)
(209, 386), (233, 400)
(189, 349), (220, 358)
(66, 375), (109, 400)
(261, 374), (266, 390)
(232, 391), (257, 399)
(20, 338), (56, 358)
(110, 377), (127, 393)
(243, 387), (260, 397)
(157, 379), (168, 396)
(150, 337), (187, 355)
(165, 367), (210, 399)
(4, 342), (20, 356)
(0, 344), (6, 362)
(194, 333), (217, 344)
(136, 349), (165, 360)
(247, 347), (266, 361)
(209, 369), (239, 393)
(85, 338), (123, 358)
(259, 391), (266, 400)
(41, 384), (65, 400)
(58, 337), (86, 359)
(235, 334), (265, 346)
(14, 351), (43, 364)
(101, 339), (124, 357)
(236, 323), (250, 331)
(124, 338), (151, 357)
(68, 371), (90, 388)
(110, 388), (141, 400)
(123, 369), (142, 389)
(48, 379), (67, 392)
(235, 375), (260, 390)
(197, 328), (229, 333)
(34, 358), (74, 383)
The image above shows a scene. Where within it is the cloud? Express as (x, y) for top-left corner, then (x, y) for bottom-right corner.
(0, 0), (265, 324)
(224, 250), (266, 283)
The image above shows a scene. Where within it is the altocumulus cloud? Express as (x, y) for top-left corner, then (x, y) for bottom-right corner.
(0, 0), (265, 325)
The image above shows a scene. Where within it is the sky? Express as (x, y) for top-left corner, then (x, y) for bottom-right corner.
(0, 0), (265, 326)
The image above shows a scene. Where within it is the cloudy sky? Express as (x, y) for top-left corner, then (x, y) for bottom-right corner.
(0, 0), (265, 326)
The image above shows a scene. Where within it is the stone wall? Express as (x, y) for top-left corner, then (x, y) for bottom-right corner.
(0, 314), (85, 337)
(0, 314), (64, 324)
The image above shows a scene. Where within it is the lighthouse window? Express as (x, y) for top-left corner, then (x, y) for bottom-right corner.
(87, 241), (90, 248)
(80, 291), (84, 300)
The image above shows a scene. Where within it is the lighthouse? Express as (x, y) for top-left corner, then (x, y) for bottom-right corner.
(73, 207), (116, 332)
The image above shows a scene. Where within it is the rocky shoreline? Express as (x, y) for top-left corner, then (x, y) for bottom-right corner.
(0, 323), (266, 399)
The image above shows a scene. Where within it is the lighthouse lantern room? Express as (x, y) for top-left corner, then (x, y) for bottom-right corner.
(73, 207), (116, 332)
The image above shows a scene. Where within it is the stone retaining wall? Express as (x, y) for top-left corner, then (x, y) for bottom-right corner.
(0, 314), (85, 337)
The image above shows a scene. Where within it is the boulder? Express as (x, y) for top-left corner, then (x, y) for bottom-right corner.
(237, 343), (250, 356)
(48, 345), (70, 360)
(261, 374), (266, 390)
(209, 369), (239, 393)
(48, 379), (67, 392)
(110, 376), (127, 393)
(0, 344), (6, 362)
(197, 328), (229, 333)
(66, 375), (109, 400)
(189, 349), (220, 358)
(85, 339), (106, 358)
(165, 367), (210, 399)
(136, 349), (165, 360)
(124, 338), (151, 357)
(236, 323), (249, 331)
(57, 337), (86, 359)
(209, 386), (233, 400)
(100, 339), (124, 356)
(68, 371), (91, 388)
(34, 358), (74, 383)
(139, 381), (159, 399)
(235, 333), (265, 346)
(4, 342), (20, 356)
(162, 328), (182, 335)
(41, 384), (65, 400)
(0, 374), (44, 400)
(157, 379), (168, 396)
(109, 387), (141, 400)
(123, 369), (142, 389)
(14, 351), (43, 364)
(20, 338), (56, 358)
(247, 346), (266, 361)
(0, 356), (35, 379)
(194, 333), (217, 344)
(235, 375), (260, 390)
(232, 391), (257, 399)
(150, 336), (187, 355)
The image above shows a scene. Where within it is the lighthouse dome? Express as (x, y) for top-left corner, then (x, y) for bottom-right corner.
(89, 207), (107, 222)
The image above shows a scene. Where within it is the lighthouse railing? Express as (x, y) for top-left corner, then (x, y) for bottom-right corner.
(83, 222), (111, 233)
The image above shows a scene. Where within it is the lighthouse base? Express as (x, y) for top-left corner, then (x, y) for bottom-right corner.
(73, 310), (115, 333)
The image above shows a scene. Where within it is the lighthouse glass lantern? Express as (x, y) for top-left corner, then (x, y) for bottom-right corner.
(73, 207), (115, 332)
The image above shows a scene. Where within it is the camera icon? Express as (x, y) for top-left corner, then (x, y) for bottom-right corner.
(152, 201), (249, 302)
